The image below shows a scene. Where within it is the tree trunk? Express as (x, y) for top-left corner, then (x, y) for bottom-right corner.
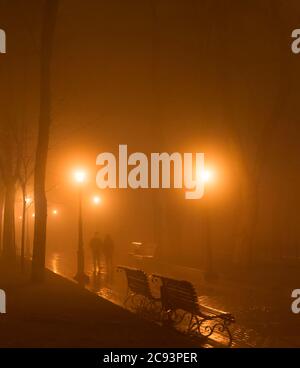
(0, 191), (4, 255)
(236, 1), (290, 266)
(31, 0), (59, 283)
(2, 180), (16, 263)
(20, 186), (26, 271)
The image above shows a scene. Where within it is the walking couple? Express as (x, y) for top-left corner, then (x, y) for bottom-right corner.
(89, 232), (114, 277)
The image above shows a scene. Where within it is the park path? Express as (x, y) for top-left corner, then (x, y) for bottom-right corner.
(46, 250), (300, 348)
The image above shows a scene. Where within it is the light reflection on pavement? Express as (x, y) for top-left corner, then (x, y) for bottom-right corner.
(46, 251), (300, 348)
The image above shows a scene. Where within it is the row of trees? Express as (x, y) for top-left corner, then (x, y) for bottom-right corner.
(0, 0), (59, 282)
(149, 0), (296, 268)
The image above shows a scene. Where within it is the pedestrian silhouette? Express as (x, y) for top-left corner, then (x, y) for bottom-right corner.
(89, 232), (103, 273)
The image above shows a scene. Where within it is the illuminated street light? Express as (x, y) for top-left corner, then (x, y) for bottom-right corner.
(74, 170), (87, 184)
(52, 209), (58, 216)
(197, 168), (215, 184)
(201, 169), (214, 183)
(25, 196), (33, 206)
(196, 167), (218, 281)
(73, 168), (89, 286)
(92, 195), (102, 205)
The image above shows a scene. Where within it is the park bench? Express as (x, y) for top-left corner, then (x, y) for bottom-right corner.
(152, 274), (235, 346)
(117, 266), (160, 316)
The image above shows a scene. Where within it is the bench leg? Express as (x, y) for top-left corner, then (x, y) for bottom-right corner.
(187, 314), (198, 334)
(123, 292), (132, 308)
(196, 315), (233, 347)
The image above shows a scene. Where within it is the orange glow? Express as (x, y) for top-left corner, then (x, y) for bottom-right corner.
(25, 196), (32, 205)
(52, 209), (58, 215)
(202, 169), (214, 183)
(51, 253), (59, 274)
(92, 195), (102, 205)
(197, 168), (215, 184)
(74, 170), (87, 184)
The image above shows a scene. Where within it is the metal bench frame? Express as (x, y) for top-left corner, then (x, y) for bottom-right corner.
(117, 266), (160, 316)
(153, 274), (235, 346)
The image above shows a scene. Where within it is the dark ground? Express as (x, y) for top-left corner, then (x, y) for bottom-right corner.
(0, 262), (199, 348)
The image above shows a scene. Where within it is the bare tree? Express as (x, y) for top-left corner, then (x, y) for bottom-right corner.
(0, 124), (21, 263)
(31, 0), (59, 282)
(0, 183), (4, 255)
(231, 0), (290, 265)
(18, 139), (34, 271)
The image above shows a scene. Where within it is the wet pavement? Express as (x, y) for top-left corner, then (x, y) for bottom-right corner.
(46, 251), (300, 347)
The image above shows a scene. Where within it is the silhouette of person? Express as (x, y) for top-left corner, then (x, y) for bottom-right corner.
(89, 232), (103, 273)
(103, 234), (114, 281)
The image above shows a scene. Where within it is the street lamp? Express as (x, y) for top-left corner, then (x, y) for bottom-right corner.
(197, 167), (218, 281)
(202, 170), (214, 183)
(92, 195), (102, 205)
(74, 170), (87, 184)
(73, 170), (89, 285)
(197, 168), (215, 185)
(25, 196), (33, 206)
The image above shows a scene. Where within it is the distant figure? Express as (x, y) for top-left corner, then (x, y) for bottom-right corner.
(89, 232), (103, 273)
(103, 234), (114, 280)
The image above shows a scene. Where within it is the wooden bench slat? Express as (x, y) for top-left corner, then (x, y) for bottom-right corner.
(118, 265), (157, 302)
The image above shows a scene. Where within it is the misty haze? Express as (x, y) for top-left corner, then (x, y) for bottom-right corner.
(0, 0), (299, 352)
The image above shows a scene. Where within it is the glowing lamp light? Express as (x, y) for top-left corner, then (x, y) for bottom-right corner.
(25, 197), (32, 205)
(52, 209), (58, 215)
(201, 169), (214, 183)
(74, 170), (87, 184)
(32, 213), (35, 218)
(92, 196), (102, 205)
(197, 169), (215, 184)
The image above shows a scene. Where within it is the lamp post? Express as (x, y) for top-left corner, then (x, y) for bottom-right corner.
(198, 168), (218, 281)
(73, 170), (89, 286)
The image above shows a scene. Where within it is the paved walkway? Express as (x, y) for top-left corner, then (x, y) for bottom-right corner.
(129, 259), (300, 348)
(85, 260), (300, 347)
(45, 250), (300, 347)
